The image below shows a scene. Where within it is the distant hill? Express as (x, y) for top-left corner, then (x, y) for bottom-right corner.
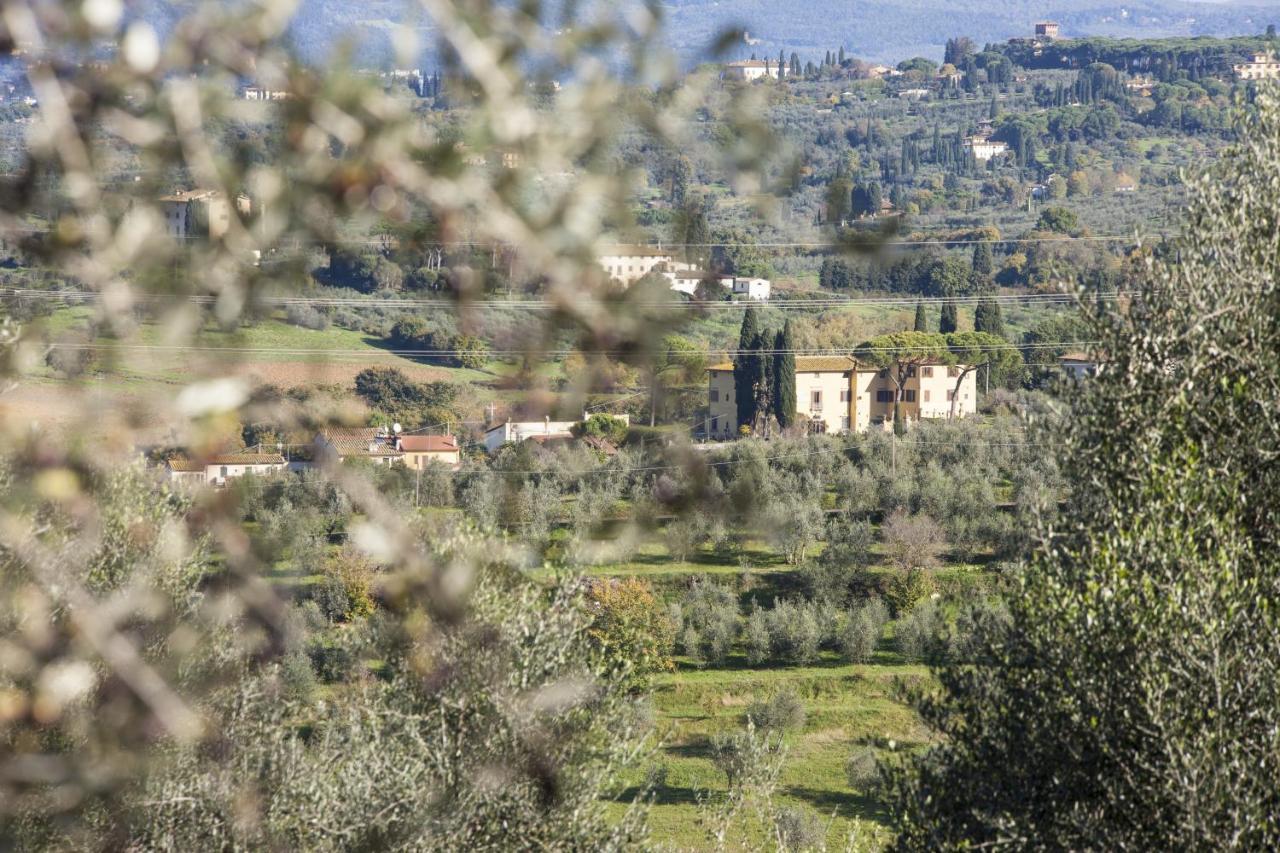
(134, 1), (1280, 68)
(663, 0), (1280, 64)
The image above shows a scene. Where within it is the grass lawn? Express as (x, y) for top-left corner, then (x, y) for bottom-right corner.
(613, 654), (932, 851)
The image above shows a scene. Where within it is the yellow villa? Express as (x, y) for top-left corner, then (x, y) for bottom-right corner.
(706, 355), (978, 438)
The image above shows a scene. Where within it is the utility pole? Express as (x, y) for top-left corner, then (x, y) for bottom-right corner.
(415, 467), (421, 508)
(891, 429), (896, 476)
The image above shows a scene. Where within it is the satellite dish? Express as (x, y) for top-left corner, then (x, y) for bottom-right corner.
(392, 423), (403, 434)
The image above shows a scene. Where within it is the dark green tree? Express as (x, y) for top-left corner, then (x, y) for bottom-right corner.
(888, 88), (1280, 852)
(734, 308), (760, 430)
(773, 321), (797, 430)
(974, 298), (1004, 337)
(939, 301), (959, 334)
(914, 302), (928, 332)
(972, 242), (994, 280)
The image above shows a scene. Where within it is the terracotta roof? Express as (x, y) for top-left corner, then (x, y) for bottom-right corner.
(1059, 352), (1093, 362)
(708, 362), (735, 372)
(167, 453), (285, 470)
(581, 435), (619, 456)
(317, 428), (401, 457)
(209, 453), (286, 465)
(398, 435), (459, 453)
(796, 356), (858, 373)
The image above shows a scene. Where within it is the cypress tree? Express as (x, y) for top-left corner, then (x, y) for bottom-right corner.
(734, 308), (760, 431)
(940, 300), (959, 334)
(972, 241), (994, 279)
(773, 322), (797, 429)
(974, 298), (1004, 337)
(914, 301), (928, 332)
(755, 330), (773, 432)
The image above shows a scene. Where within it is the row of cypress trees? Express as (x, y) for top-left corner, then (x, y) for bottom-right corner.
(913, 297), (1004, 335)
(734, 308), (797, 435)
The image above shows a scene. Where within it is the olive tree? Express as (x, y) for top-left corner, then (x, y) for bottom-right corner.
(888, 89), (1280, 851)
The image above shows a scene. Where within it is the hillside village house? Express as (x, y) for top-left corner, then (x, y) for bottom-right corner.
(723, 60), (782, 82)
(599, 247), (772, 299)
(599, 246), (692, 285)
(1059, 352), (1101, 380)
(1234, 53), (1280, 80)
(158, 189), (252, 240)
(397, 435), (462, 470)
(165, 453), (287, 487)
(1035, 21), (1060, 40)
(706, 356), (977, 438)
(966, 136), (1009, 162)
(313, 427), (403, 466)
(661, 270), (772, 300)
(485, 414), (632, 453)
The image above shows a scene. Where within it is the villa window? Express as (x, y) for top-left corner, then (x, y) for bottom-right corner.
(710, 388), (719, 403)
(876, 390), (893, 403)
(947, 390), (956, 402)
(811, 390), (823, 408)
(921, 366), (933, 378)
(924, 390), (931, 403)
(905, 390), (917, 403)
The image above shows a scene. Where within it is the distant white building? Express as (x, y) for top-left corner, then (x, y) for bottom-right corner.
(1234, 53), (1280, 80)
(242, 87), (291, 101)
(966, 137), (1009, 162)
(599, 246), (692, 285)
(485, 414), (631, 453)
(158, 189), (251, 240)
(732, 278), (772, 300)
(663, 269), (734, 296)
(723, 60), (782, 82)
(897, 88), (931, 101)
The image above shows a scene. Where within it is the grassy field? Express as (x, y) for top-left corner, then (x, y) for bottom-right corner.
(567, 533), (980, 851)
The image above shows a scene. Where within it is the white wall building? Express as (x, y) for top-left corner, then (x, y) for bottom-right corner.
(165, 453), (287, 487)
(723, 60), (782, 82)
(485, 414), (632, 453)
(967, 137), (1009, 162)
(599, 246), (692, 285)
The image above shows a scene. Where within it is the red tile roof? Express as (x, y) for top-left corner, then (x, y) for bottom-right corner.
(398, 435), (459, 453)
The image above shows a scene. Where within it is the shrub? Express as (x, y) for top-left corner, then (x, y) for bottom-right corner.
(573, 413), (629, 446)
(896, 598), (949, 664)
(285, 302), (330, 331)
(675, 579), (739, 666)
(881, 510), (948, 571)
(765, 600), (822, 665)
(279, 652), (317, 702)
(846, 746), (880, 792)
(746, 689), (807, 733)
(583, 577), (676, 692)
(882, 567), (937, 618)
(775, 805), (825, 851)
(709, 722), (780, 791)
(840, 598), (889, 663)
(314, 548), (377, 623)
(307, 638), (357, 683)
(744, 604), (771, 665)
